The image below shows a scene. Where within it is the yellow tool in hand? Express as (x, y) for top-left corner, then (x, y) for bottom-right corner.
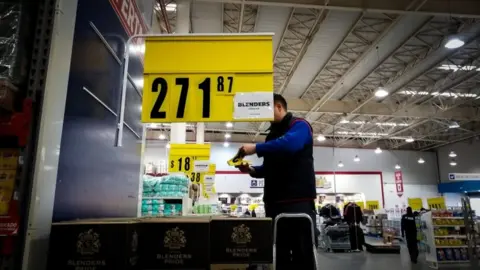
(227, 148), (250, 167)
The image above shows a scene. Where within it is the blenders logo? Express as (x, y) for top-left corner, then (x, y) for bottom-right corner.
(237, 101), (271, 107)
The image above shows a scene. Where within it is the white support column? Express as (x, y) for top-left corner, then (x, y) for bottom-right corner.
(196, 123), (205, 143)
(169, 0), (190, 144)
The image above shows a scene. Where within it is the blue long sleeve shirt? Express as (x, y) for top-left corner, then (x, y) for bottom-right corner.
(250, 120), (312, 178)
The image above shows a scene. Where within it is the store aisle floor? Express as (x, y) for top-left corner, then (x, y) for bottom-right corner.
(316, 247), (430, 270)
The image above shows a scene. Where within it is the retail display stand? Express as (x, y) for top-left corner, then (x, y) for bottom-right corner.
(421, 210), (471, 268)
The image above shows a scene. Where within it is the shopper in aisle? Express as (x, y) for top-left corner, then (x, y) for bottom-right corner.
(236, 94), (317, 268)
(401, 207), (419, 264)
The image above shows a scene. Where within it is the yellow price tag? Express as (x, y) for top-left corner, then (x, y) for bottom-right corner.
(408, 198), (423, 210)
(427, 197), (446, 210)
(142, 34), (274, 123)
(169, 156), (195, 173)
(366, 200), (380, 210)
(168, 144), (210, 177)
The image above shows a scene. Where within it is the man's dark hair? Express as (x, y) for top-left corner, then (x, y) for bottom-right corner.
(274, 94), (288, 110)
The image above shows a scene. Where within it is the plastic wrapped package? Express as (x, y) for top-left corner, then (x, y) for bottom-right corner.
(0, 1), (21, 84)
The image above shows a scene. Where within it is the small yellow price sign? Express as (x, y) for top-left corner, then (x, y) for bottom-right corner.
(168, 144), (210, 179)
(408, 198), (423, 210)
(427, 197), (446, 210)
(366, 200), (380, 210)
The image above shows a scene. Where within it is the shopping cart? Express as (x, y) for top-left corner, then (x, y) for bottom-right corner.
(273, 213), (318, 270)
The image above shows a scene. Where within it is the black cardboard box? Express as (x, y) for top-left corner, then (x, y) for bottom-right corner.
(47, 218), (139, 270)
(139, 217), (210, 269)
(210, 217), (273, 264)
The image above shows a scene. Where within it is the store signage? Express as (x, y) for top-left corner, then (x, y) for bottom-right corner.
(366, 200), (380, 210)
(448, 173), (480, 181)
(250, 179), (264, 188)
(168, 144), (211, 184)
(394, 170), (404, 197)
(408, 198), (423, 210)
(142, 34), (274, 123)
(109, 0), (148, 37)
(427, 197), (446, 210)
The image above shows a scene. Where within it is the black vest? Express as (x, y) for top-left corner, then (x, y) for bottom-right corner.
(262, 113), (316, 204)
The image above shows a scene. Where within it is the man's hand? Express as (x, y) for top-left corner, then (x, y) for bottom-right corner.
(235, 164), (252, 173)
(241, 144), (256, 156)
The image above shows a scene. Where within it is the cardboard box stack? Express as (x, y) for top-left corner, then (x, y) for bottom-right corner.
(47, 216), (273, 270)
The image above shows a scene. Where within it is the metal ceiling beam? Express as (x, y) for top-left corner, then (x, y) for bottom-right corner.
(194, 0), (480, 18)
(286, 98), (479, 121)
(419, 130), (480, 151)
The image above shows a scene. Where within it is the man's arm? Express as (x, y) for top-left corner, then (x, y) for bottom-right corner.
(256, 120), (312, 157)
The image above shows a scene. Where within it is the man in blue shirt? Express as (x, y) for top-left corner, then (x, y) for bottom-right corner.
(237, 94), (317, 268)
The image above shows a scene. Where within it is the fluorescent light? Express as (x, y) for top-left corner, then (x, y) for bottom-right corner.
(158, 133), (166, 140)
(226, 122), (233, 128)
(449, 151), (457, 158)
(317, 135), (326, 142)
(418, 158), (425, 164)
(395, 164), (401, 170)
(149, 124), (158, 128)
(223, 142), (230, 148)
(339, 118), (350, 124)
(166, 3), (177, 11)
(398, 90), (477, 99)
(166, 143), (171, 149)
(449, 121), (460, 129)
(338, 161), (344, 168)
(405, 137), (414, 143)
(224, 133), (231, 139)
(449, 160), (457, 166)
(375, 88), (389, 98)
(353, 155), (360, 162)
(445, 38), (465, 49)
(374, 147), (382, 154)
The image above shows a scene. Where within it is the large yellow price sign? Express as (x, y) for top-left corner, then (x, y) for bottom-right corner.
(366, 200), (380, 210)
(355, 201), (365, 211)
(142, 34), (274, 123)
(427, 197), (446, 210)
(408, 198), (423, 210)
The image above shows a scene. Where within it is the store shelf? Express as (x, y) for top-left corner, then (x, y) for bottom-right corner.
(433, 225), (465, 228)
(143, 196), (183, 200)
(432, 217), (464, 220)
(436, 246), (468, 248)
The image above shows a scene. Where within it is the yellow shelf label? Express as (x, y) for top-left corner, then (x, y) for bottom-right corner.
(427, 197), (446, 210)
(366, 200), (380, 210)
(408, 198), (423, 210)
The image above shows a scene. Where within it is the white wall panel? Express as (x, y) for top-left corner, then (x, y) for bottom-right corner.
(437, 138), (480, 182)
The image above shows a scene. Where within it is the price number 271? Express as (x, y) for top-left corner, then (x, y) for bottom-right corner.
(151, 76), (234, 120)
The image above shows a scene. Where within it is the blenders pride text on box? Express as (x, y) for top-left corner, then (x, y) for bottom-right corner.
(210, 217), (273, 264)
(47, 219), (139, 270)
(139, 217), (210, 269)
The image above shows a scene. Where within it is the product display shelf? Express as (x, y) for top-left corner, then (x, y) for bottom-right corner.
(421, 211), (471, 269)
(142, 194), (192, 217)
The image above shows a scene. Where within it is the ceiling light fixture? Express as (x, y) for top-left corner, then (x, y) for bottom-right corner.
(405, 137), (415, 143)
(449, 151), (457, 158)
(224, 133), (231, 139)
(375, 147), (382, 154)
(338, 161), (344, 168)
(223, 142), (230, 148)
(166, 143), (171, 149)
(374, 88), (389, 98)
(445, 38), (465, 49)
(449, 159), (457, 166)
(317, 135), (326, 142)
(158, 133), (166, 140)
(340, 119), (350, 124)
(225, 122), (233, 128)
(395, 164), (401, 170)
(449, 121), (460, 129)
(418, 158), (425, 164)
(354, 155), (360, 162)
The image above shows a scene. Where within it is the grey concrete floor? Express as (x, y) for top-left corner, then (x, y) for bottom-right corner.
(316, 246), (476, 270)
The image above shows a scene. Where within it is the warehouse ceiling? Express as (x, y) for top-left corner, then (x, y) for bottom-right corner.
(148, 0), (480, 151)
